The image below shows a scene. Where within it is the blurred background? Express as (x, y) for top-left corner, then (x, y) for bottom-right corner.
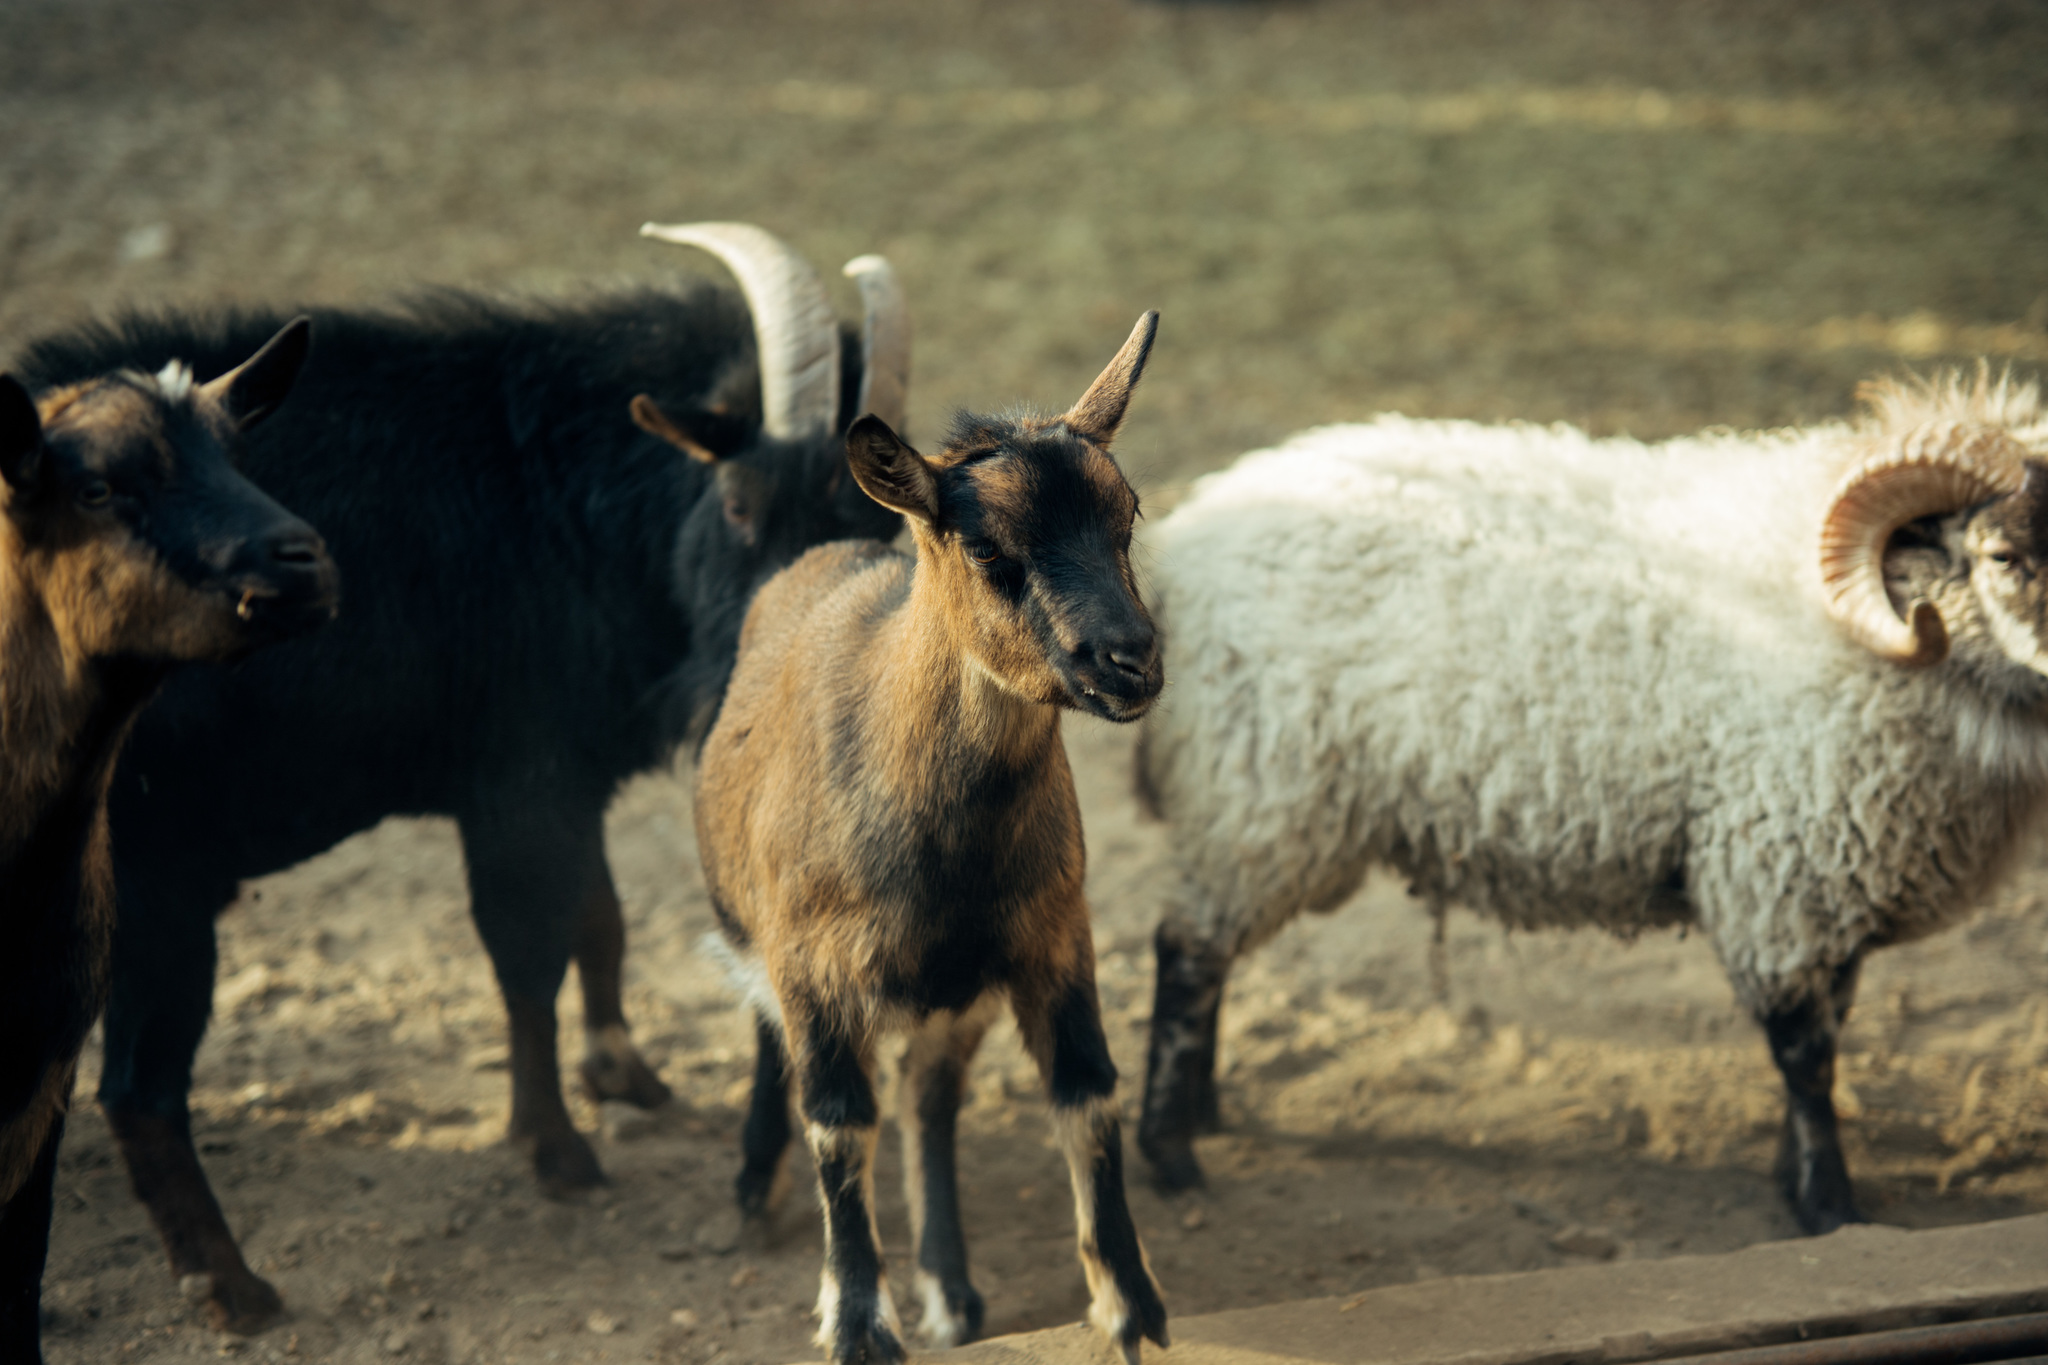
(8, 0), (2045, 489)
(9, 3), (2048, 1362)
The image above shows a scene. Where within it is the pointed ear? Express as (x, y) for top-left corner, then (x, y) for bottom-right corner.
(1063, 310), (1157, 447)
(845, 413), (937, 523)
(630, 394), (722, 465)
(0, 375), (44, 493)
(199, 315), (312, 431)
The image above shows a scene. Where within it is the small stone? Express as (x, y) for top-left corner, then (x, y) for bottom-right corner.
(728, 1265), (759, 1289)
(1179, 1205), (1206, 1231)
(656, 1242), (696, 1262)
(601, 1101), (658, 1142)
(671, 1308), (700, 1330)
(587, 1310), (622, 1335)
(1550, 1224), (1621, 1260)
(178, 1272), (215, 1304)
(381, 1330), (411, 1356)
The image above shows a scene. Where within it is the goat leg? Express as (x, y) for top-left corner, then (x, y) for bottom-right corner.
(1026, 973), (1169, 1363)
(573, 868), (673, 1111)
(0, 1110), (64, 1362)
(104, 1109), (284, 1334)
(798, 1022), (904, 1365)
(737, 1013), (793, 1218)
(897, 1002), (994, 1348)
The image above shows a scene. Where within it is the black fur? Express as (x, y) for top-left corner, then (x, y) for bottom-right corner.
(1763, 957), (1865, 1234)
(12, 286), (900, 1329)
(1137, 925), (1229, 1191)
(737, 1014), (792, 1215)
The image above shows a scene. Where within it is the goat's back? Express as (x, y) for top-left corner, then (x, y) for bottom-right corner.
(15, 290), (755, 871)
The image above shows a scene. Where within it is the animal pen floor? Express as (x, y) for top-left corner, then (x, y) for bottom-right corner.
(6, 1), (2048, 1362)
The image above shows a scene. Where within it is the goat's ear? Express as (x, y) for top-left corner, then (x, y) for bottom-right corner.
(845, 413), (937, 523)
(0, 375), (44, 493)
(630, 394), (722, 465)
(200, 315), (313, 431)
(1062, 310), (1158, 447)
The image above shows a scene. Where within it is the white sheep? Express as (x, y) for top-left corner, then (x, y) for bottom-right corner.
(1133, 369), (2048, 1233)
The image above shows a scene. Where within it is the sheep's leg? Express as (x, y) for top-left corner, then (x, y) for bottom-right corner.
(0, 1105), (63, 1363)
(1139, 922), (1231, 1191)
(573, 863), (673, 1111)
(1761, 958), (1864, 1234)
(1020, 973), (1169, 1365)
(737, 1013), (794, 1218)
(458, 799), (605, 1194)
(797, 1019), (904, 1365)
(896, 1001), (995, 1347)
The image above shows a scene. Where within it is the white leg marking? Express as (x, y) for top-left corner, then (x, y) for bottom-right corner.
(1052, 1097), (1135, 1345)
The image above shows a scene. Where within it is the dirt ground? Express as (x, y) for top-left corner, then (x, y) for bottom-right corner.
(7, 2), (2048, 1362)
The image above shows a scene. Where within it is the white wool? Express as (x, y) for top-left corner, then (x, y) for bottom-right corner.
(1141, 407), (2048, 1013)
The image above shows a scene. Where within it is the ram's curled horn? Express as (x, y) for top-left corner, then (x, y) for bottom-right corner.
(640, 221), (840, 440)
(1820, 419), (2028, 666)
(843, 254), (911, 437)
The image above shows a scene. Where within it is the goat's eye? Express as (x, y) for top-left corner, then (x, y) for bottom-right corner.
(1985, 542), (2018, 567)
(77, 480), (112, 508)
(966, 540), (1003, 567)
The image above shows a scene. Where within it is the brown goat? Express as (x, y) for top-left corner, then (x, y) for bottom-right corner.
(0, 322), (337, 1362)
(694, 314), (1169, 1365)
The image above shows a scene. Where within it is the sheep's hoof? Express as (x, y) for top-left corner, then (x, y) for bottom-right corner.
(1138, 1131), (1206, 1193)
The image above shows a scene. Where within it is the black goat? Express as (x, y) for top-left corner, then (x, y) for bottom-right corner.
(1, 322), (338, 1363)
(11, 224), (907, 1333)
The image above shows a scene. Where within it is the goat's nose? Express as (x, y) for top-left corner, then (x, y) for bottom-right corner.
(1105, 636), (1157, 680)
(266, 530), (326, 566)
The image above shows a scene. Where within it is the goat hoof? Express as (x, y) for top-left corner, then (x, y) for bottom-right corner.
(915, 1275), (984, 1348)
(190, 1267), (286, 1335)
(532, 1131), (607, 1194)
(1793, 1197), (1866, 1236)
(831, 1320), (907, 1365)
(579, 1047), (673, 1110)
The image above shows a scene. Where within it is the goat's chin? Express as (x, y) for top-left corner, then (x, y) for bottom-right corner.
(1065, 685), (1156, 724)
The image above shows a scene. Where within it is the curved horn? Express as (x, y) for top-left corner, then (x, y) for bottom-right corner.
(842, 255), (911, 437)
(1820, 420), (2027, 666)
(641, 221), (840, 441)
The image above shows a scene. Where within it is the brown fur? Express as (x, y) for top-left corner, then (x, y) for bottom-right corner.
(0, 323), (331, 1358)
(696, 315), (1169, 1362)
(0, 385), (248, 856)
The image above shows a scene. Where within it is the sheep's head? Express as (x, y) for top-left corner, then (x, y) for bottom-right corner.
(1822, 370), (2048, 676)
(1953, 463), (2048, 677)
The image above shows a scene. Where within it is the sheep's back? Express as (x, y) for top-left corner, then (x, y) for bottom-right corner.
(1137, 417), (2029, 979)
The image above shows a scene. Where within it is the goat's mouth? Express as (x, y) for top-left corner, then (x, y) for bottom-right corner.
(1065, 674), (1160, 723)
(222, 569), (341, 643)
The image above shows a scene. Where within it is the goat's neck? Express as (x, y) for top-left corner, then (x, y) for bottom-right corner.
(868, 562), (1060, 794)
(0, 530), (109, 856)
